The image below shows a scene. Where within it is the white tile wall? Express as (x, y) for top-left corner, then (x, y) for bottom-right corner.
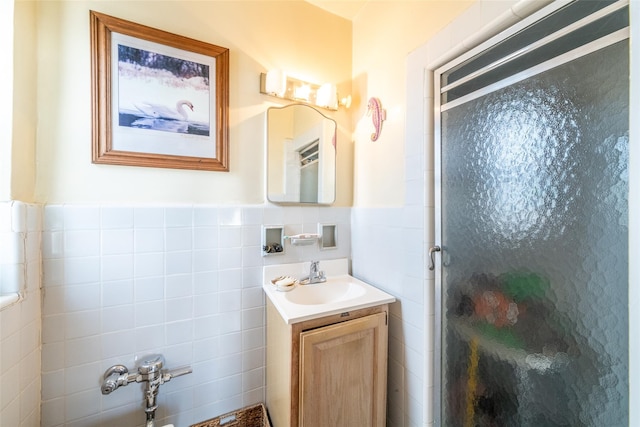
(351, 207), (424, 426)
(40, 204), (350, 427)
(0, 202), (42, 427)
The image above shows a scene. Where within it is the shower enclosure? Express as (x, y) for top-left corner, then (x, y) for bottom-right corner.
(433, 1), (629, 425)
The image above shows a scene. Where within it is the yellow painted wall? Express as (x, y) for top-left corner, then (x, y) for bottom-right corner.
(23, 0), (352, 205)
(1, 1), (15, 201)
(12, 1), (37, 202)
(12, 0), (479, 207)
(11, 0), (487, 207)
(351, 0), (473, 207)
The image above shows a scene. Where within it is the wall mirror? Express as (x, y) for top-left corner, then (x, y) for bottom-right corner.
(266, 104), (336, 204)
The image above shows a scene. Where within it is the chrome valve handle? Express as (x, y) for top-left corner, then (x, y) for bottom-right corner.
(162, 366), (193, 382)
(101, 365), (129, 395)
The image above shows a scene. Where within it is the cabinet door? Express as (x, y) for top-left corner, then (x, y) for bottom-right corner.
(299, 312), (387, 427)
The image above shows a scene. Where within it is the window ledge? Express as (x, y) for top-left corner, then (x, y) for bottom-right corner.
(0, 293), (22, 311)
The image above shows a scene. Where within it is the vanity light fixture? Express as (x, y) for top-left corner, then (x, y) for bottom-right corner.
(339, 94), (352, 109)
(260, 70), (350, 111)
(294, 84), (312, 102)
(264, 69), (287, 97)
(316, 83), (337, 109)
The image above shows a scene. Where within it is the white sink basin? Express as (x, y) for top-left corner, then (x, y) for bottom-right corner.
(263, 259), (395, 324)
(285, 277), (367, 305)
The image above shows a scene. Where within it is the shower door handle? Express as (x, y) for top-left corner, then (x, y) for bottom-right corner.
(428, 246), (441, 270)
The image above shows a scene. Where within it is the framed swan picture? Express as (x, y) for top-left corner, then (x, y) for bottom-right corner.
(90, 11), (229, 171)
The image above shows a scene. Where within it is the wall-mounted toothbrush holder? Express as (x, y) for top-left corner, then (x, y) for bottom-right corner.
(319, 224), (337, 250)
(285, 233), (320, 246)
(263, 226), (285, 256)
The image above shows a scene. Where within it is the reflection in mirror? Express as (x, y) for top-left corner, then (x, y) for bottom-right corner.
(266, 104), (337, 204)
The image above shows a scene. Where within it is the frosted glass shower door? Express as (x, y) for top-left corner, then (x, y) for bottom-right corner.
(435, 2), (629, 426)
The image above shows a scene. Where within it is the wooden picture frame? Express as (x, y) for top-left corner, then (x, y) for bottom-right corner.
(90, 11), (229, 171)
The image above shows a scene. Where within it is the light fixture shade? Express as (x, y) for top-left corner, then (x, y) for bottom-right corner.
(265, 69), (286, 97)
(294, 84), (312, 101)
(316, 83), (337, 109)
(339, 95), (352, 109)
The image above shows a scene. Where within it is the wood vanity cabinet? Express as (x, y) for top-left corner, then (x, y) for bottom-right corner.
(266, 300), (389, 427)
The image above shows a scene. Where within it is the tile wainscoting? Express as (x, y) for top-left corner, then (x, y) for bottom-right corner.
(1, 202), (428, 427)
(0, 202), (42, 427)
(39, 204), (351, 427)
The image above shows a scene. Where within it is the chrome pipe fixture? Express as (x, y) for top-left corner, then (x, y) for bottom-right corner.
(101, 354), (192, 427)
(101, 364), (133, 395)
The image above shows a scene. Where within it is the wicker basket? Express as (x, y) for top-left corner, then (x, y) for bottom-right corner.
(191, 403), (271, 427)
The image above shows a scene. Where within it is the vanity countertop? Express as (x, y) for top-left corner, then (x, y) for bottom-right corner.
(263, 258), (396, 324)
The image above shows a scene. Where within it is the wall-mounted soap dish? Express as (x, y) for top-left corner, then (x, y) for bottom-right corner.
(285, 233), (320, 246)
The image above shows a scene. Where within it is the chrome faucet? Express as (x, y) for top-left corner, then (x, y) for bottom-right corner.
(306, 260), (326, 284)
(101, 354), (192, 427)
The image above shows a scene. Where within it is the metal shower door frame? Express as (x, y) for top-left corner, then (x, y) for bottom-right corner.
(431, 0), (629, 425)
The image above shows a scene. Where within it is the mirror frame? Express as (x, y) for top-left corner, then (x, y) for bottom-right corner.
(265, 104), (337, 205)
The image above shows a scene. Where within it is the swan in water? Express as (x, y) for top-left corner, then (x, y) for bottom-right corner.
(130, 117), (189, 134)
(134, 100), (194, 121)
